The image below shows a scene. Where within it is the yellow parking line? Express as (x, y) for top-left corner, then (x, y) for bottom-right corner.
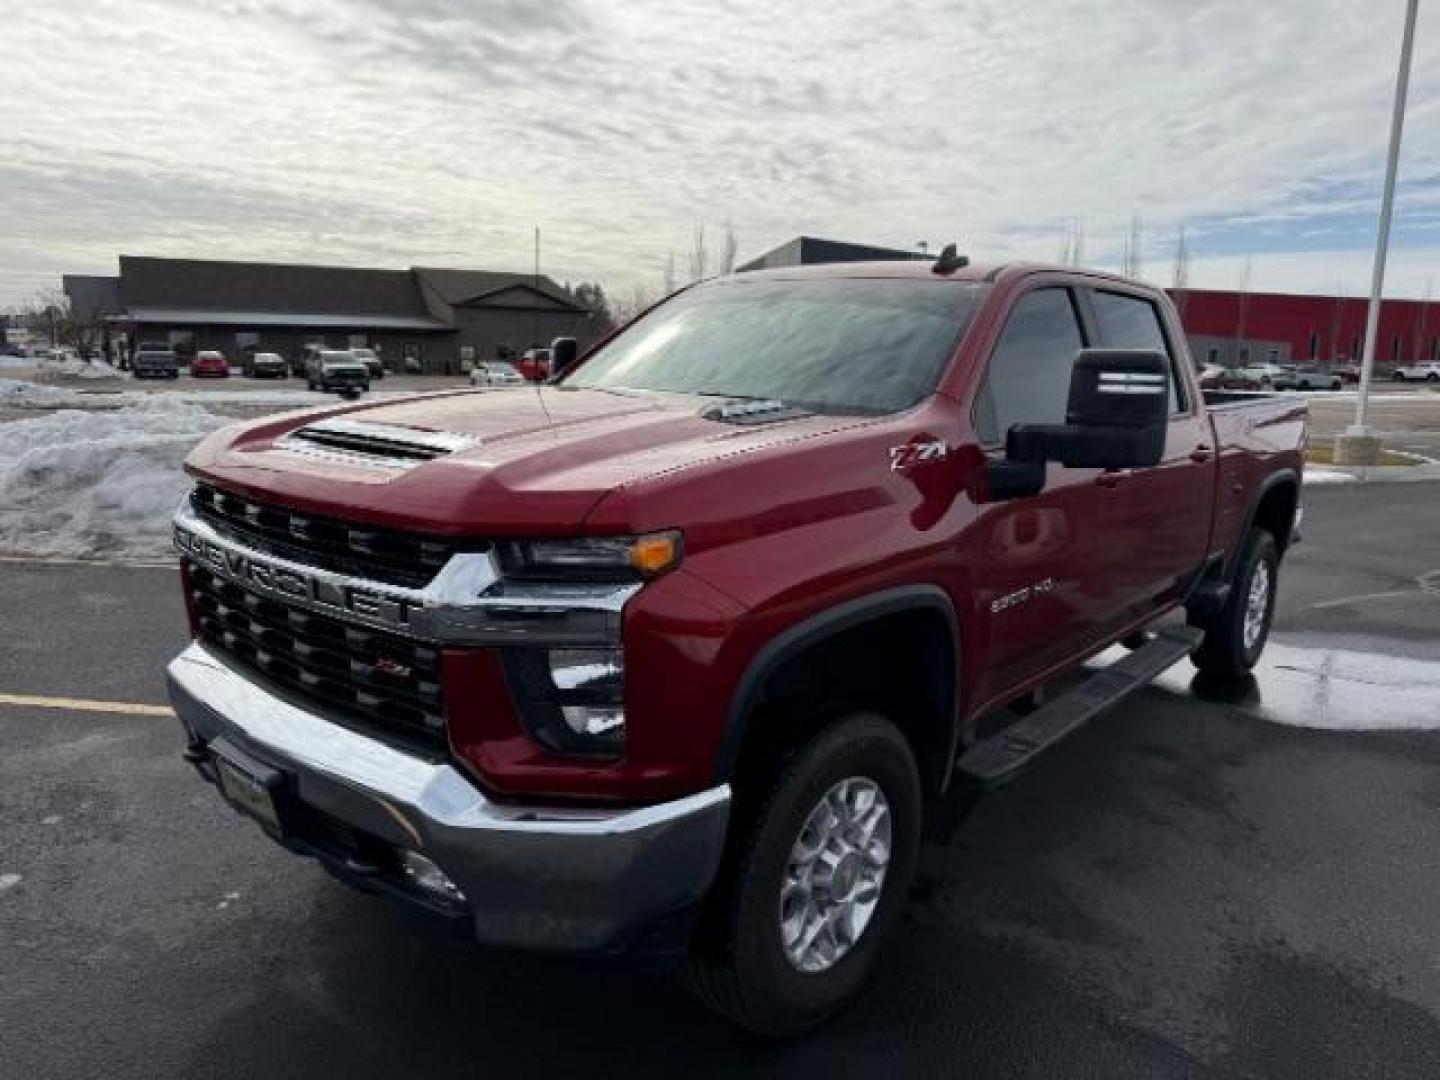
(0, 692), (173, 717)
(0, 554), (175, 569)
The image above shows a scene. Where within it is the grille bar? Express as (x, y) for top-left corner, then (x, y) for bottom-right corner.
(188, 563), (447, 750)
(192, 484), (478, 589)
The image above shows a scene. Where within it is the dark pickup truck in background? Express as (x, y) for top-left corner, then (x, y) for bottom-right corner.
(167, 259), (1304, 1036)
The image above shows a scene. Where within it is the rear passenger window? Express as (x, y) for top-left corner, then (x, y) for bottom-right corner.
(974, 288), (1084, 446)
(1090, 291), (1186, 413)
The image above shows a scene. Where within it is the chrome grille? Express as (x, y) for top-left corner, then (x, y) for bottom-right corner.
(191, 484), (478, 589)
(186, 562), (446, 751)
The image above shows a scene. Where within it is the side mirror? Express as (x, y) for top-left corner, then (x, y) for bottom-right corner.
(549, 337), (579, 379)
(985, 349), (1169, 501)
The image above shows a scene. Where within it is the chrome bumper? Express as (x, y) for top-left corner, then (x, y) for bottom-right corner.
(167, 643), (730, 954)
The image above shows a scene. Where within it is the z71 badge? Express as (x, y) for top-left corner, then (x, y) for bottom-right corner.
(890, 437), (950, 473)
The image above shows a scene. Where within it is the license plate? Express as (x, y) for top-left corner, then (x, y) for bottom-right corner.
(214, 752), (284, 836)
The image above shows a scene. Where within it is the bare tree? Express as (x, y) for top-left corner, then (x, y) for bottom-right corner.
(1413, 279), (1432, 365)
(662, 251), (677, 297)
(1172, 225), (1190, 289)
(612, 284), (655, 326)
(1057, 217), (1086, 266)
(687, 221), (709, 282)
(1328, 282), (1346, 364)
(1121, 215), (1143, 279)
(1171, 224), (1191, 320)
(718, 222), (740, 275)
(1234, 257), (1253, 364)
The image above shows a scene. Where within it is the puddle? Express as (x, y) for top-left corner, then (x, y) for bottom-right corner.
(1144, 640), (1440, 732)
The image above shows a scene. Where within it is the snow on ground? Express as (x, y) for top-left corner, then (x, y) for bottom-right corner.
(1255, 644), (1440, 732)
(0, 378), (80, 405)
(1303, 468), (1359, 484)
(0, 398), (228, 559)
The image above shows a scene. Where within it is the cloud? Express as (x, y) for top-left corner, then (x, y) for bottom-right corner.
(3, 0), (1440, 305)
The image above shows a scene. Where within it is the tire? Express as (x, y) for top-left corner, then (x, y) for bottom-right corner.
(685, 713), (922, 1038)
(1394, 372), (1406, 381)
(1428, 373), (1439, 383)
(1192, 527), (1279, 682)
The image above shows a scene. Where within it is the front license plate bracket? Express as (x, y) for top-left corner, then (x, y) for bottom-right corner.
(210, 736), (288, 838)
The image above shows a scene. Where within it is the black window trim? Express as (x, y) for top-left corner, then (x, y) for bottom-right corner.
(971, 283), (1091, 452)
(1081, 285), (1193, 416)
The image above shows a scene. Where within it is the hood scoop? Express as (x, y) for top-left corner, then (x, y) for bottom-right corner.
(281, 419), (477, 466)
(701, 398), (812, 425)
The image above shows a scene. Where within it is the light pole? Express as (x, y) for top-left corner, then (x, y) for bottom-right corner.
(1337, 0), (1421, 465)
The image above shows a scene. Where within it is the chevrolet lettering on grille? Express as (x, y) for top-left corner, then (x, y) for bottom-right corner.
(174, 523), (417, 630)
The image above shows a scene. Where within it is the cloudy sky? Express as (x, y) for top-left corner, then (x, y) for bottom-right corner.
(4, 0), (1440, 307)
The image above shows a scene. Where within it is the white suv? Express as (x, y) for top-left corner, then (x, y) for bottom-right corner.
(1393, 361), (1440, 382)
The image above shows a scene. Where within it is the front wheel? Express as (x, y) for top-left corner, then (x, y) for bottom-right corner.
(1192, 527), (1279, 682)
(686, 713), (921, 1037)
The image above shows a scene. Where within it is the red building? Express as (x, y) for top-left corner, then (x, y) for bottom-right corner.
(1170, 287), (1440, 370)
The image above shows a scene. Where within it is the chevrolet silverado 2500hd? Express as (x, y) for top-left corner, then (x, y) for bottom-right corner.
(167, 259), (1305, 1036)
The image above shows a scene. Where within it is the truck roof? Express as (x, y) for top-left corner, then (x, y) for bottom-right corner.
(736, 259), (1154, 292)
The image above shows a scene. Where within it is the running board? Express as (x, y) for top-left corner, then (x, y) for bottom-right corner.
(956, 626), (1203, 789)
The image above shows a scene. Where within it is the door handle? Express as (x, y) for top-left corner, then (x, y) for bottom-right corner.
(1189, 444), (1214, 464)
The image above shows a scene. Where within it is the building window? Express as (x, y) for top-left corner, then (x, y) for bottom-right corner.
(1433, 337), (1440, 362)
(1352, 334), (1362, 361)
(1207, 346), (1220, 363)
(1309, 331), (1319, 360)
(1267, 347), (1279, 362)
(1239, 346), (1251, 364)
(349, 334), (368, 350)
(1393, 334), (1403, 362)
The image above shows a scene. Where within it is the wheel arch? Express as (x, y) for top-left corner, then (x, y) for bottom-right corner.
(714, 584), (962, 800)
(1241, 469), (1301, 564)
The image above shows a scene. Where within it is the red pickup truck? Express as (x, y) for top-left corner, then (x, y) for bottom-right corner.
(167, 259), (1304, 1036)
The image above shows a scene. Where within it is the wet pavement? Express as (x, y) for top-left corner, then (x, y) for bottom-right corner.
(1, 481), (1438, 1078)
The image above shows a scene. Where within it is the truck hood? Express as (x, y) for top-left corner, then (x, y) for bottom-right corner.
(186, 386), (871, 533)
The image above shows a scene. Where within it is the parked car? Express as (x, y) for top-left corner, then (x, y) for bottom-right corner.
(132, 345), (180, 379)
(168, 260), (1305, 1037)
(350, 347), (384, 379)
(1237, 362), (1291, 386)
(1393, 361), (1440, 381)
(1272, 365), (1342, 391)
(247, 351), (288, 379)
(190, 350), (230, 378)
(1334, 363), (1363, 384)
(469, 360), (525, 387)
(1202, 367), (1263, 391)
(515, 347), (552, 382)
(304, 349), (370, 394)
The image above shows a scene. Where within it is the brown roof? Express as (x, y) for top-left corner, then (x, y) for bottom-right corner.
(118, 256), (432, 319)
(412, 267), (581, 310)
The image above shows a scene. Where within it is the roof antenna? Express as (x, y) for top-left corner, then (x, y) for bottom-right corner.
(931, 243), (969, 274)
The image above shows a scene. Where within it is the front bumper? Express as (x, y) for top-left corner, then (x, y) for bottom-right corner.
(167, 643), (730, 955)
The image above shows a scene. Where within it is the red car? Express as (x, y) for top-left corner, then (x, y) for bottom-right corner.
(189, 350), (229, 377)
(168, 260), (1305, 1036)
(514, 347), (551, 382)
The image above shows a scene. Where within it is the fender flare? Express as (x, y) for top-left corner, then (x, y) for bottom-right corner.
(713, 584), (962, 790)
(1229, 468), (1301, 575)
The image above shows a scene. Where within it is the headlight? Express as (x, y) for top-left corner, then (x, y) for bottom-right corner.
(502, 646), (626, 758)
(498, 531), (682, 581)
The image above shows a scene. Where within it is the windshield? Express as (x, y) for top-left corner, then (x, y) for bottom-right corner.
(564, 277), (983, 414)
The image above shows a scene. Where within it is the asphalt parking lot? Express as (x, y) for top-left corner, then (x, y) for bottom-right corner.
(2, 481), (1440, 1078)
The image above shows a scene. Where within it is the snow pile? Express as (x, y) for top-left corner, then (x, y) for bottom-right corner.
(0, 378), (80, 405)
(65, 358), (124, 380)
(0, 398), (229, 558)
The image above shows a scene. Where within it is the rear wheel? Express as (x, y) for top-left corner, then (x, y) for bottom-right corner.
(1192, 527), (1279, 682)
(686, 713), (921, 1037)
